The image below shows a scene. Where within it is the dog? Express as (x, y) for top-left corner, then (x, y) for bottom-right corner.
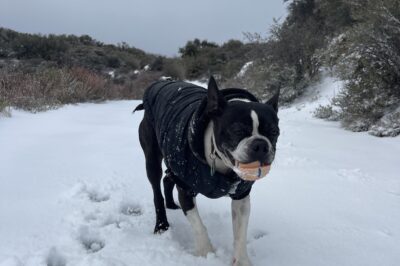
(135, 76), (279, 266)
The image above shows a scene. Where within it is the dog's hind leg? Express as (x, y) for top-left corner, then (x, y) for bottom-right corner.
(163, 170), (180, 209)
(177, 186), (214, 257)
(139, 115), (169, 234)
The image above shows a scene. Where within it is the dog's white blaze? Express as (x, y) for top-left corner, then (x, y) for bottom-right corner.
(186, 201), (214, 256)
(251, 110), (259, 135)
(231, 110), (261, 162)
(232, 195), (251, 265)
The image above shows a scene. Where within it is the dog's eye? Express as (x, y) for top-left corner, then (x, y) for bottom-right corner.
(270, 127), (280, 136)
(232, 128), (251, 138)
(263, 126), (279, 137)
(233, 129), (244, 135)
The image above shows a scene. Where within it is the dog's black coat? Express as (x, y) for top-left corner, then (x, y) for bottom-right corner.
(142, 80), (255, 199)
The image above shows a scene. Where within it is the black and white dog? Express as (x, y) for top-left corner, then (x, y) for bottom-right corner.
(135, 76), (279, 266)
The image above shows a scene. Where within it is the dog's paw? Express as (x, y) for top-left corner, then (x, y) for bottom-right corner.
(233, 257), (252, 266)
(195, 243), (215, 257)
(154, 221), (169, 234)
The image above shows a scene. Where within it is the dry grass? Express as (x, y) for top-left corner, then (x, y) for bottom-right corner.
(0, 99), (11, 117)
(0, 66), (161, 112)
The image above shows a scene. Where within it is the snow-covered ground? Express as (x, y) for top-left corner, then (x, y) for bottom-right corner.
(1, 78), (399, 266)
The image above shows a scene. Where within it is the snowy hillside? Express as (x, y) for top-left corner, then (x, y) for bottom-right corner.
(1, 78), (399, 266)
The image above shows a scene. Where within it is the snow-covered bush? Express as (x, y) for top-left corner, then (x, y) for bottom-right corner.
(318, 0), (400, 136)
(226, 60), (310, 104)
(313, 104), (341, 121)
(227, 0), (354, 104)
(369, 109), (400, 137)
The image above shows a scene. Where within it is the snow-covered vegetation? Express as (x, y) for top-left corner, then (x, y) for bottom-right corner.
(224, 0), (399, 137)
(317, 0), (400, 137)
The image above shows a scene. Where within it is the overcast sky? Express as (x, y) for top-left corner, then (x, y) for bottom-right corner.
(0, 0), (287, 56)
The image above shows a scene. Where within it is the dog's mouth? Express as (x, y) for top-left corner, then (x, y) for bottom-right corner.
(233, 160), (271, 181)
(223, 150), (272, 181)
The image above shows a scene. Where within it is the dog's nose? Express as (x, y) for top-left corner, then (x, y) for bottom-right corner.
(249, 139), (269, 162)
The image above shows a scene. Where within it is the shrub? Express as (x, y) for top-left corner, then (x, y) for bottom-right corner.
(227, 60), (309, 103)
(313, 104), (341, 121)
(106, 56), (120, 68)
(126, 71), (163, 99)
(0, 99), (11, 117)
(162, 59), (185, 80)
(369, 109), (400, 137)
(324, 0), (400, 134)
(179, 38), (252, 80)
(0, 65), (153, 112)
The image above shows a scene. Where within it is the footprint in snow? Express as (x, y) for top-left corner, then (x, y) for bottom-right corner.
(251, 229), (268, 240)
(67, 183), (110, 202)
(46, 247), (66, 266)
(78, 226), (105, 253)
(119, 201), (143, 216)
(87, 190), (110, 203)
(337, 168), (370, 183)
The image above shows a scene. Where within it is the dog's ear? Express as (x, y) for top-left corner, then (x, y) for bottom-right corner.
(206, 76), (226, 116)
(265, 89), (280, 113)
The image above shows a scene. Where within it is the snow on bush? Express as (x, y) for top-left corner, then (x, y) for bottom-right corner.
(369, 108), (400, 137)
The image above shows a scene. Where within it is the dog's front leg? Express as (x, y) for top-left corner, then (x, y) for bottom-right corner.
(178, 187), (214, 257)
(232, 195), (252, 266)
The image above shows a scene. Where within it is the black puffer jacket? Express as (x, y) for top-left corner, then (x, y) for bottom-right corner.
(142, 80), (257, 199)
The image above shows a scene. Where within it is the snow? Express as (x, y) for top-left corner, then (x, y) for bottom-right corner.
(237, 61), (253, 78)
(1, 77), (399, 266)
(186, 80), (208, 88)
(293, 74), (343, 109)
(108, 71), (115, 78)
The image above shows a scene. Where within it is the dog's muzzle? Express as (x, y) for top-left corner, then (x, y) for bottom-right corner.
(234, 161), (271, 181)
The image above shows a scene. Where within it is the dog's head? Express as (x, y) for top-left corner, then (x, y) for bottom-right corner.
(206, 76), (280, 180)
